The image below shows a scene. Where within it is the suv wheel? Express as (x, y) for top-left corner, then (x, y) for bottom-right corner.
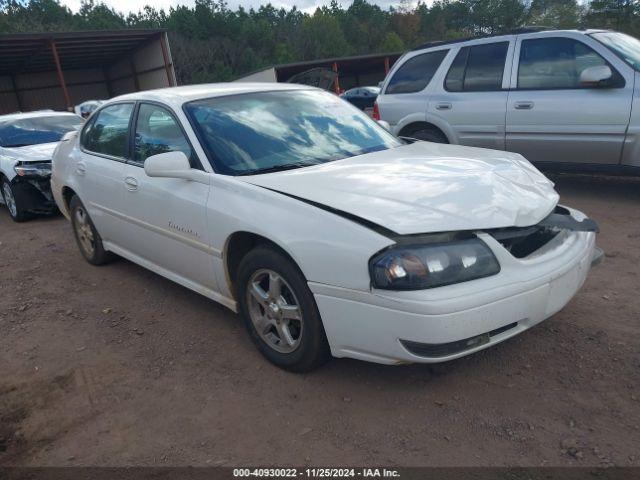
(237, 246), (331, 372)
(411, 127), (448, 144)
(69, 195), (113, 265)
(1, 177), (27, 222)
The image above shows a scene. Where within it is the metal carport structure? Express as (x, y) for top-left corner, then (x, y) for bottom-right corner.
(0, 29), (177, 114)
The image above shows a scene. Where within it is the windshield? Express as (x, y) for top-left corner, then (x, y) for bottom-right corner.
(185, 90), (402, 176)
(0, 115), (84, 148)
(592, 31), (640, 71)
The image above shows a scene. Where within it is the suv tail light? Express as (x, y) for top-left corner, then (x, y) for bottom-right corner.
(372, 101), (380, 121)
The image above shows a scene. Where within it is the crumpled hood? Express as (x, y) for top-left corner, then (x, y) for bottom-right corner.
(240, 142), (559, 235)
(4, 142), (58, 163)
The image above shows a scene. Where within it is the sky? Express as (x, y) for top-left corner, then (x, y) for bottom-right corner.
(59, 0), (415, 15)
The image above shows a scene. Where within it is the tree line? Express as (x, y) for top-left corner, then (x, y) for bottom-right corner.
(1, 0), (638, 84)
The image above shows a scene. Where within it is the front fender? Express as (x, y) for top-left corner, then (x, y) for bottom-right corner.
(208, 176), (394, 299)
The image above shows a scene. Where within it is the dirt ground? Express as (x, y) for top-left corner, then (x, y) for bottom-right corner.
(0, 173), (639, 468)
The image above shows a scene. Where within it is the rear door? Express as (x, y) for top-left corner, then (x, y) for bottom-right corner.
(427, 37), (515, 149)
(77, 102), (134, 245)
(506, 33), (633, 165)
(119, 102), (217, 292)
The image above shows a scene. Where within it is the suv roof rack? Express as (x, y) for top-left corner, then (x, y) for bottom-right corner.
(411, 26), (557, 51)
(509, 25), (554, 34)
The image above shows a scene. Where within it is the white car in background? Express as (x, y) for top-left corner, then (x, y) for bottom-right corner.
(75, 100), (105, 119)
(51, 83), (601, 372)
(0, 110), (84, 221)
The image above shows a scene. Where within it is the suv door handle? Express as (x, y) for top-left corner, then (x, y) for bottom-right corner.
(514, 101), (534, 110)
(124, 176), (139, 192)
(75, 162), (86, 176)
(436, 102), (452, 110)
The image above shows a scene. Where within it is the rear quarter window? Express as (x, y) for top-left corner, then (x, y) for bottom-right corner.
(385, 50), (448, 94)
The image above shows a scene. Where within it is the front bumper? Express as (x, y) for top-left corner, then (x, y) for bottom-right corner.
(9, 176), (57, 214)
(311, 215), (597, 365)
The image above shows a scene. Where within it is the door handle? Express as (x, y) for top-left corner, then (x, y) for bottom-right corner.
(75, 162), (86, 176)
(436, 102), (452, 111)
(514, 101), (534, 110)
(124, 176), (139, 192)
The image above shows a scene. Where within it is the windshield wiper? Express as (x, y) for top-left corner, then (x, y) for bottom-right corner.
(3, 143), (31, 148)
(236, 162), (320, 176)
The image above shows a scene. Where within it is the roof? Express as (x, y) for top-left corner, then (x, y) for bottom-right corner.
(411, 28), (610, 51)
(111, 82), (314, 105)
(0, 29), (166, 76)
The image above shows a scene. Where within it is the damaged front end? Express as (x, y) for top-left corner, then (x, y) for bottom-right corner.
(486, 205), (600, 261)
(10, 161), (57, 214)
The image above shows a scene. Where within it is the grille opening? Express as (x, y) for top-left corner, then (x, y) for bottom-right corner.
(487, 206), (571, 258)
(489, 226), (559, 258)
(400, 322), (519, 358)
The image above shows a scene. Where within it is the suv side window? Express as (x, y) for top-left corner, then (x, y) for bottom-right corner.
(133, 103), (195, 166)
(81, 103), (134, 159)
(445, 42), (509, 92)
(385, 50), (448, 94)
(518, 37), (624, 89)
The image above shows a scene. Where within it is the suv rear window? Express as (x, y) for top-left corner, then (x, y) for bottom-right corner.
(445, 42), (509, 92)
(385, 50), (448, 94)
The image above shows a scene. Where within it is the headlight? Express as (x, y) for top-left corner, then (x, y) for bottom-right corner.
(369, 238), (500, 290)
(14, 161), (52, 178)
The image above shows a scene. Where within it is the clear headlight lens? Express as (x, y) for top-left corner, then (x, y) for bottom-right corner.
(14, 161), (52, 178)
(369, 238), (500, 290)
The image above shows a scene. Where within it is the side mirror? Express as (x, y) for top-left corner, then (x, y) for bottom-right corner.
(377, 120), (391, 132)
(580, 65), (613, 87)
(144, 151), (209, 184)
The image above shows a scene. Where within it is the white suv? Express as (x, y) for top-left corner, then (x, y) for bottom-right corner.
(375, 29), (640, 172)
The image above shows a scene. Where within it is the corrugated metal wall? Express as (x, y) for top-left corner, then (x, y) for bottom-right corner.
(0, 34), (175, 114)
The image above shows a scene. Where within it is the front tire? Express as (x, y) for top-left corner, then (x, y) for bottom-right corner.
(237, 246), (331, 372)
(1, 177), (28, 222)
(69, 195), (113, 265)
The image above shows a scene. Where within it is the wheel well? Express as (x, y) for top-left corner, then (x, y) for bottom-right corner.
(399, 122), (448, 141)
(224, 232), (299, 300)
(61, 186), (77, 212)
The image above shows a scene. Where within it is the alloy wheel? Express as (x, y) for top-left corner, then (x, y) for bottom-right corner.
(74, 206), (95, 257)
(246, 269), (303, 354)
(2, 182), (17, 218)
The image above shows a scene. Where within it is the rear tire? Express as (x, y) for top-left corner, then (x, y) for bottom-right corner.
(1, 177), (28, 222)
(410, 127), (448, 144)
(69, 195), (113, 265)
(237, 246), (331, 372)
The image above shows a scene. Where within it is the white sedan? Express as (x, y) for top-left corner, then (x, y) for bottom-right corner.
(1, 110), (83, 221)
(51, 83), (601, 371)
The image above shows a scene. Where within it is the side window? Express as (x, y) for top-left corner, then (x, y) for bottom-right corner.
(445, 42), (509, 92)
(385, 50), (448, 94)
(81, 103), (134, 158)
(518, 37), (622, 89)
(133, 103), (193, 166)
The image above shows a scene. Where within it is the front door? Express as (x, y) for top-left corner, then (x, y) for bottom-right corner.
(120, 102), (217, 293)
(506, 34), (633, 165)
